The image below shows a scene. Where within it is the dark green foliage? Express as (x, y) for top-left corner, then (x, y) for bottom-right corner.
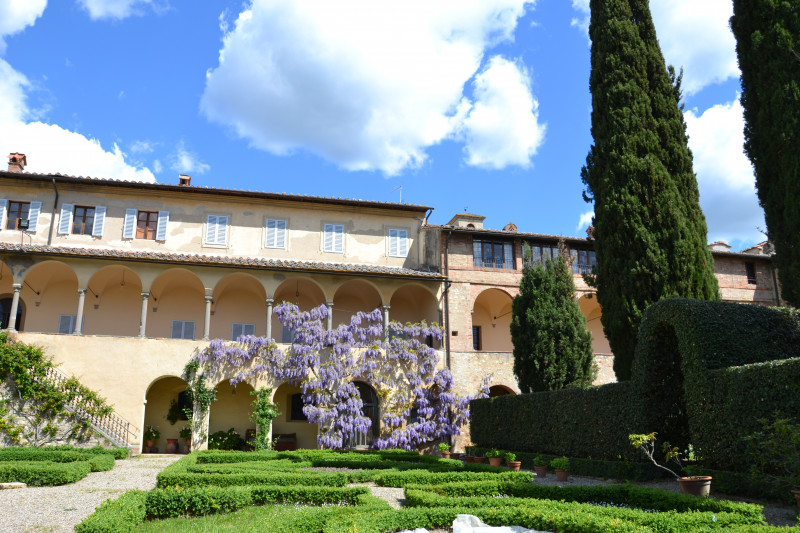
(470, 381), (642, 461)
(88, 453), (116, 472)
(692, 467), (797, 506)
(74, 490), (147, 533)
(0, 447), (116, 471)
(511, 254), (595, 392)
(0, 460), (91, 485)
(157, 470), (349, 488)
(581, 0), (719, 381)
(373, 469), (531, 487)
(208, 428), (244, 450)
(250, 387), (281, 450)
(0, 332), (114, 446)
(731, 0), (800, 307)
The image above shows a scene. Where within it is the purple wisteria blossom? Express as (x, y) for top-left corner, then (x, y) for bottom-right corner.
(191, 302), (489, 450)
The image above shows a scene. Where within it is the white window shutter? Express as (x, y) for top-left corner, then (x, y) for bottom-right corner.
(323, 224), (334, 252)
(334, 225), (343, 253)
(275, 220), (286, 248)
(123, 208), (137, 238)
(58, 204), (74, 234)
(92, 206), (106, 236)
(217, 216), (228, 245)
(232, 323), (243, 340)
(389, 229), (398, 257)
(185, 321), (195, 340)
(27, 201), (41, 232)
(205, 215), (217, 245)
(171, 320), (182, 338)
(0, 199), (7, 229)
(398, 230), (408, 257)
(243, 323), (255, 336)
(156, 211), (169, 241)
(265, 219), (276, 248)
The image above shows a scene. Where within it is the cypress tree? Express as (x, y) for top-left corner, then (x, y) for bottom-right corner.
(580, 0), (719, 381)
(510, 252), (595, 393)
(731, 0), (800, 306)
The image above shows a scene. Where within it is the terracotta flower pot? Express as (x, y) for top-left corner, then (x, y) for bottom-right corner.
(507, 461), (521, 472)
(165, 438), (178, 454)
(185, 439), (192, 453)
(678, 476), (712, 497)
(488, 457), (502, 467)
(473, 456), (486, 464)
(555, 469), (569, 482)
(441, 451), (451, 459)
(145, 440), (155, 453)
(464, 455), (475, 463)
(534, 465), (547, 478)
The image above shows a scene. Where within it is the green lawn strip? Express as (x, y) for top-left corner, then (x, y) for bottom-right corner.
(374, 469), (532, 487)
(413, 481), (763, 518)
(405, 490), (764, 530)
(0, 460), (92, 485)
(75, 490), (147, 533)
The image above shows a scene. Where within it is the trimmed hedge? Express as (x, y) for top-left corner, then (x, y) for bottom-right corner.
(74, 491), (146, 533)
(470, 380), (640, 461)
(691, 467), (797, 506)
(0, 460), (91, 485)
(157, 470), (349, 488)
(374, 469), (531, 487)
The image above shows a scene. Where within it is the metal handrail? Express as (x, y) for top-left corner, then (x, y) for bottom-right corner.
(33, 365), (139, 447)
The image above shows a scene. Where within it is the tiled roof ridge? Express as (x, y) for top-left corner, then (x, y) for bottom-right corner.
(0, 242), (444, 279)
(0, 171), (431, 211)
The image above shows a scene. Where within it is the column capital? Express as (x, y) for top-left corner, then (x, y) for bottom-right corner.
(326, 301), (334, 307)
(141, 291), (150, 298)
(77, 288), (88, 295)
(11, 283), (22, 291)
(204, 295), (213, 303)
(266, 297), (274, 304)
(382, 304), (391, 310)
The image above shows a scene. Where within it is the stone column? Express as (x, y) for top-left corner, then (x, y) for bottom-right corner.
(139, 292), (149, 338)
(382, 304), (391, 341)
(74, 289), (86, 335)
(266, 297), (274, 339)
(192, 397), (210, 451)
(203, 295), (213, 340)
(326, 301), (334, 331)
(7, 283), (21, 331)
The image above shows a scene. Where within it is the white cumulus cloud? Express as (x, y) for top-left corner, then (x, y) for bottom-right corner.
(576, 210), (593, 232)
(76, 0), (161, 20)
(170, 142), (209, 175)
(201, 0), (541, 175)
(0, 0), (47, 53)
(685, 99), (764, 245)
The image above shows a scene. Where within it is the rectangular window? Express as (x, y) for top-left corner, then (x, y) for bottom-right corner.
(571, 249), (597, 274)
(745, 262), (757, 285)
(171, 320), (196, 340)
(388, 228), (408, 257)
(136, 211), (159, 240)
(472, 326), (481, 351)
(6, 201), (30, 230)
(526, 243), (560, 267)
(290, 393), (308, 421)
(72, 206), (96, 235)
(205, 214), (229, 245)
(58, 314), (83, 334)
(265, 219), (287, 249)
(323, 223), (344, 253)
(472, 239), (514, 269)
(281, 325), (296, 344)
(231, 323), (256, 340)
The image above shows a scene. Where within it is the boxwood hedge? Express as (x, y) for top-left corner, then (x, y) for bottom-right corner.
(0, 460), (91, 485)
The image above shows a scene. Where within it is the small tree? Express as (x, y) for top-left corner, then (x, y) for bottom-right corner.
(250, 387), (281, 450)
(511, 251), (595, 393)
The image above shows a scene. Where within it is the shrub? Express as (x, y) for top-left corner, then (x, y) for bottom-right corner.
(75, 491), (146, 533)
(549, 456), (569, 470)
(0, 460), (91, 485)
(208, 428), (244, 450)
(374, 470), (532, 487)
(157, 470), (349, 488)
(88, 453), (116, 472)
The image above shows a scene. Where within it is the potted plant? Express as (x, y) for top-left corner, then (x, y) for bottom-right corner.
(505, 452), (521, 471)
(486, 448), (503, 467)
(438, 442), (451, 459)
(630, 432), (711, 497)
(143, 425), (160, 453)
(473, 452), (486, 464)
(533, 455), (548, 478)
(746, 417), (800, 507)
(179, 426), (192, 453)
(550, 456), (570, 481)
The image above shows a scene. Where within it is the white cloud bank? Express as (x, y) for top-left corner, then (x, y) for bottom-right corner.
(76, 0), (160, 20)
(201, 0), (544, 175)
(576, 210), (593, 232)
(0, 1), (154, 182)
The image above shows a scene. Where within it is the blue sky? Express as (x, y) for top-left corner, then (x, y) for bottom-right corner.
(0, 0), (764, 250)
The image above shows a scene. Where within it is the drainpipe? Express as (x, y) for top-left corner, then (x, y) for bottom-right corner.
(443, 230), (451, 369)
(770, 257), (782, 306)
(48, 178), (59, 246)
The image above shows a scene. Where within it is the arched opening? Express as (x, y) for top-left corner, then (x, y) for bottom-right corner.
(272, 278), (326, 343)
(488, 385), (515, 398)
(84, 265), (142, 336)
(389, 284), (439, 325)
(147, 269), (205, 339)
(471, 288), (513, 352)
(332, 280), (382, 329)
(0, 297), (24, 331)
(21, 261), (79, 334)
(272, 383), (320, 450)
(212, 273), (267, 340)
(143, 376), (189, 454)
(578, 294), (611, 355)
(208, 380), (255, 450)
(346, 381), (380, 449)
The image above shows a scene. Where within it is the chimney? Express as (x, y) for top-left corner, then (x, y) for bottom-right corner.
(178, 174), (191, 186)
(8, 153), (26, 173)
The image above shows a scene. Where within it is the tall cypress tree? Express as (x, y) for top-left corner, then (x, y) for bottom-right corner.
(511, 253), (595, 393)
(731, 0), (800, 307)
(580, 0), (719, 381)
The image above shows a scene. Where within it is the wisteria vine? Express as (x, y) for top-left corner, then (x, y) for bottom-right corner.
(191, 302), (489, 450)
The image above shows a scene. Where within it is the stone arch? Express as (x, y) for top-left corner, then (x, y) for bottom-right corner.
(578, 293), (610, 355)
(21, 260), (79, 333)
(488, 385), (516, 398)
(471, 288), (513, 352)
(84, 265), (143, 336)
(147, 268), (205, 339)
(347, 381), (380, 448)
(143, 375), (189, 453)
(208, 379), (255, 448)
(389, 283), (439, 326)
(212, 273), (267, 340)
(0, 261), (23, 330)
(332, 279), (382, 329)
(272, 383), (319, 450)
(272, 278), (327, 342)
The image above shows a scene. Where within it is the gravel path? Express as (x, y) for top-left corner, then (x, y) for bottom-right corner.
(0, 455), (180, 533)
